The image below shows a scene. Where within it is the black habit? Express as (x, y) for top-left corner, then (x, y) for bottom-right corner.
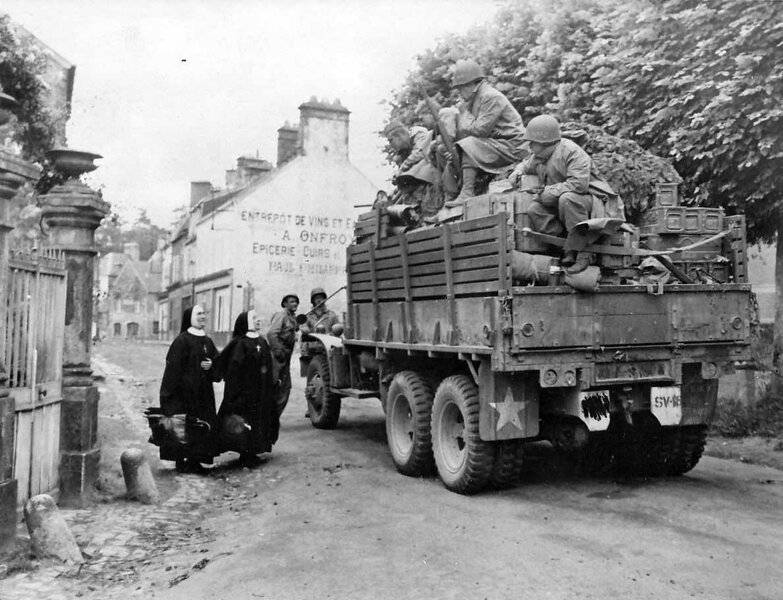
(217, 312), (277, 454)
(158, 307), (220, 463)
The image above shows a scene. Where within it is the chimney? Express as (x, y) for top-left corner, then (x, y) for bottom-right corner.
(225, 169), (239, 190)
(190, 181), (212, 208)
(236, 156), (273, 186)
(277, 121), (299, 167)
(298, 97), (350, 159)
(123, 241), (140, 261)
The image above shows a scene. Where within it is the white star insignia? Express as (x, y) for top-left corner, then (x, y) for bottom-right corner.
(490, 388), (527, 431)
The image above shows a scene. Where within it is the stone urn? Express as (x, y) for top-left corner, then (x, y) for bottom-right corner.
(45, 149), (102, 180)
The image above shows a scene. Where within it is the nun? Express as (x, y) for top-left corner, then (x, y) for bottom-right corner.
(217, 310), (277, 466)
(158, 305), (221, 473)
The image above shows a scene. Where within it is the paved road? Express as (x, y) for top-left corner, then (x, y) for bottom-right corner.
(157, 356), (781, 600)
(5, 340), (780, 600)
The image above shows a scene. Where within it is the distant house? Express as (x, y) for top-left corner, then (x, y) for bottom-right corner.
(97, 242), (160, 339)
(154, 98), (379, 344)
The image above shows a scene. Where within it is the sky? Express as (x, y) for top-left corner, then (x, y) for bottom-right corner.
(2, 0), (502, 227)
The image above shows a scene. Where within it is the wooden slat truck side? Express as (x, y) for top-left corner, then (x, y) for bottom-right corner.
(299, 198), (754, 494)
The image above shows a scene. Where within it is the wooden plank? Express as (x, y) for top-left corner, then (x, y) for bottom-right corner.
(399, 235), (416, 342)
(351, 219), (500, 262)
(353, 254), (502, 284)
(368, 244), (381, 341)
(351, 241), (501, 275)
(14, 412), (31, 504)
(352, 278), (406, 293)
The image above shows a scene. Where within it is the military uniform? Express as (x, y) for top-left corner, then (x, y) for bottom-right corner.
(302, 308), (340, 334)
(455, 80), (526, 174)
(517, 138), (612, 246)
(266, 309), (298, 419)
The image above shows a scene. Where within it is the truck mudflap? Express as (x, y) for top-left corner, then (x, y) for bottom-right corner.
(477, 363), (539, 441)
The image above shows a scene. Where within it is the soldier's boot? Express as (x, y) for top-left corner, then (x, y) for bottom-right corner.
(444, 167), (477, 207)
(565, 252), (593, 275)
(561, 251), (577, 267)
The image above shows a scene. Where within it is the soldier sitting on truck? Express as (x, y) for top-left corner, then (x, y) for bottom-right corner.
(383, 120), (441, 219)
(444, 59), (527, 207)
(509, 114), (620, 275)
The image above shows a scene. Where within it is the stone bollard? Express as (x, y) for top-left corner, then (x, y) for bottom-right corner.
(121, 448), (160, 504)
(23, 494), (83, 564)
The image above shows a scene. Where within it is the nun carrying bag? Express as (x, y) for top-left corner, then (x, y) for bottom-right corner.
(144, 407), (212, 452)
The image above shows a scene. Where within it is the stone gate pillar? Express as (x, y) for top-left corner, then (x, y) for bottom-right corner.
(39, 150), (108, 507)
(0, 91), (41, 549)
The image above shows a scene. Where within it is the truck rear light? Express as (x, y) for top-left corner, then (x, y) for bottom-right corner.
(543, 369), (558, 386)
(731, 316), (743, 330)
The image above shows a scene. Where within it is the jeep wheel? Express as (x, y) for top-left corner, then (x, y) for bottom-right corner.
(305, 355), (341, 429)
(385, 371), (434, 477)
(431, 375), (494, 494)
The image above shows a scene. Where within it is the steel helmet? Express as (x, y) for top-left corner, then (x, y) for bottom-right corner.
(522, 115), (562, 144)
(280, 293), (300, 308)
(310, 287), (327, 303)
(451, 59), (485, 87)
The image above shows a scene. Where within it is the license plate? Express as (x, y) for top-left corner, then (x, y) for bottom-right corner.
(579, 390), (611, 432)
(650, 386), (682, 425)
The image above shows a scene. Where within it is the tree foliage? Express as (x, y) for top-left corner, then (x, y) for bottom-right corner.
(0, 14), (58, 160)
(388, 0), (781, 243)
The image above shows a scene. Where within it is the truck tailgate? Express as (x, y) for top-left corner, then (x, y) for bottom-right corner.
(511, 284), (752, 350)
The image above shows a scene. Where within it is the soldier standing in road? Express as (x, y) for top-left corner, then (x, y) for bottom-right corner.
(509, 114), (621, 274)
(267, 294), (299, 440)
(445, 59), (527, 206)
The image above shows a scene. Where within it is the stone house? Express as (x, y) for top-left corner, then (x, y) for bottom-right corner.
(96, 242), (160, 339)
(155, 98), (378, 344)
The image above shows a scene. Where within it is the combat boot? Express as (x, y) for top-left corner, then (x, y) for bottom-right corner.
(565, 252), (593, 275)
(444, 167), (477, 208)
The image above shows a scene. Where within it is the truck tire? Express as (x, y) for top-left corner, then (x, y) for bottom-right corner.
(305, 355), (341, 429)
(385, 371), (435, 477)
(488, 440), (525, 489)
(431, 375), (494, 495)
(661, 425), (708, 476)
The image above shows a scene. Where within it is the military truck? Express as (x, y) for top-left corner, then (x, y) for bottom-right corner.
(298, 183), (754, 494)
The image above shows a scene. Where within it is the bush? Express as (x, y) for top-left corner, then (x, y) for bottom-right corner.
(712, 393), (783, 438)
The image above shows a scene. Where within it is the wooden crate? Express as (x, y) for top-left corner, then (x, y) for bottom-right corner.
(640, 206), (724, 235)
(653, 182), (679, 207)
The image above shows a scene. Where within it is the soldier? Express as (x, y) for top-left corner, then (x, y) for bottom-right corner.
(445, 59), (527, 207)
(266, 293), (299, 432)
(509, 114), (618, 274)
(383, 120), (441, 218)
(299, 287), (340, 335)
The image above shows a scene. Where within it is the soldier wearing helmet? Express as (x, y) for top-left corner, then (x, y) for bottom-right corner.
(300, 287), (340, 335)
(266, 293), (300, 422)
(444, 59), (527, 207)
(509, 114), (620, 274)
(382, 120), (441, 218)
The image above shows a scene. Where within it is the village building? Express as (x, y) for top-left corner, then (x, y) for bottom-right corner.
(155, 98), (378, 343)
(96, 241), (162, 339)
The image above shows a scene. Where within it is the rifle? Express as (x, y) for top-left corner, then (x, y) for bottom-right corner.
(417, 84), (462, 177)
(295, 286), (346, 325)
